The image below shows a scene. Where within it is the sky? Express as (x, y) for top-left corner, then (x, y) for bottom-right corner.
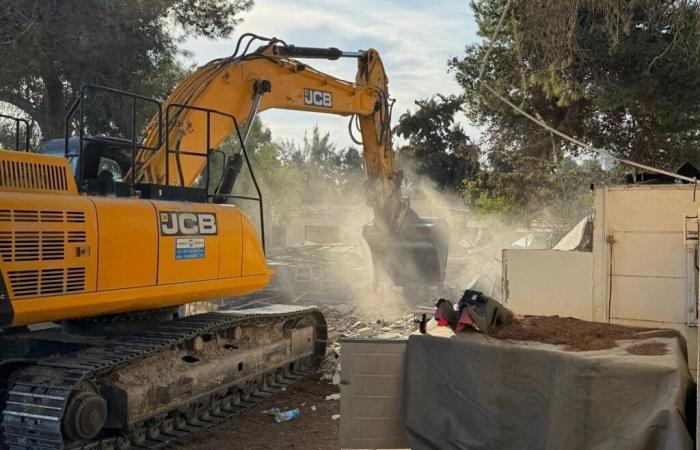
(182, 0), (480, 149)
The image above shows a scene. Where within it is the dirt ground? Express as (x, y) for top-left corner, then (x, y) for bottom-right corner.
(488, 315), (680, 351)
(172, 377), (340, 450)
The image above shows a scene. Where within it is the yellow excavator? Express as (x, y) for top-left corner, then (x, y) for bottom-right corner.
(0, 34), (448, 449)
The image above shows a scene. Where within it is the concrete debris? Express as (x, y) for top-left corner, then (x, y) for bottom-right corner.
(231, 243), (369, 306)
(317, 302), (421, 385)
(377, 332), (402, 339)
(330, 346), (341, 358)
(325, 393), (341, 401)
(332, 368), (341, 385)
(316, 304), (417, 340)
(357, 327), (373, 337)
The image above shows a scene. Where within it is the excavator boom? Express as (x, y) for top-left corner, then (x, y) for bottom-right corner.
(131, 37), (448, 289)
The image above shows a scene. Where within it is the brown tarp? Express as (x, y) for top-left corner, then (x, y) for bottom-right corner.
(406, 327), (695, 450)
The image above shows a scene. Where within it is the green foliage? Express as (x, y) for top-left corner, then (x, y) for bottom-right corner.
(402, 0), (700, 235)
(0, 0), (252, 141)
(452, 0), (700, 168)
(0, 121), (19, 151)
(170, 0), (253, 38)
(395, 94), (480, 191)
(465, 151), (617, 239)
(208, 119), (364, 229)
(279, 125), (364, 202)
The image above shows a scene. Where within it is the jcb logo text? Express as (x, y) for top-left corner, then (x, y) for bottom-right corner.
(304, 89), (332, 108)
(160, 212), (218, 236)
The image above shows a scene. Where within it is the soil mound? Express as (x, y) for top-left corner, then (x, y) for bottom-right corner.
(488, 316), (679, 351)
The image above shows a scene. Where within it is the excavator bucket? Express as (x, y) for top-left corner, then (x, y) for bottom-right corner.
(363, 212), (449, 288)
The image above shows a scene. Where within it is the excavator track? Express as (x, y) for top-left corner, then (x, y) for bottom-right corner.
(1, 305), (327, 450)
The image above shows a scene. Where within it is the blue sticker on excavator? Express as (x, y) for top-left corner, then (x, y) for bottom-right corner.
(175, 238), (205, 260)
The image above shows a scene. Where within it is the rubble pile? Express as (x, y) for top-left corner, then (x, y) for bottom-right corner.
(314, 303), (422, 384)
(259, 244), (369, 304)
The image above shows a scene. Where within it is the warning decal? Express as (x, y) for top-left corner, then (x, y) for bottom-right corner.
(175, 238), (205, 260)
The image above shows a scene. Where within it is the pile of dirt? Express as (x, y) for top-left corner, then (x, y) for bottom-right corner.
(488, 316), (679, 351)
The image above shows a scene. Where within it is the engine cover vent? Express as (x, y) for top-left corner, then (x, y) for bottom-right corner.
(0, 159), (69, 192)
(0, 150), (77, 194)
(0, 230), (69, 262)
(8, 267), (86, 298)
(0, 209), (86, 223)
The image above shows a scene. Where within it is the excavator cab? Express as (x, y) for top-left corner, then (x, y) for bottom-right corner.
(40, 136), (130, 180)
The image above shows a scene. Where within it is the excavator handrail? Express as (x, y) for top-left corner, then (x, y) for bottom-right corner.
(0, 113), (31, 152)
(66, 84), (164, 187)
(165, 102), (266, 251)
(63, 84), (266, 251)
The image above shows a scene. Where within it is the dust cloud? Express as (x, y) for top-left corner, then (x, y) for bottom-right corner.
(404, 171), (522, 302)
(205, 148), (530, 319)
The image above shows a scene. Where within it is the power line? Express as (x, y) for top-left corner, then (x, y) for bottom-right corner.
(474, 1), (698, 184)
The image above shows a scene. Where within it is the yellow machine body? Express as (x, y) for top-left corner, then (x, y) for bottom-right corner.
(0, 150), (268, 327)
(0, 41), (447, 329)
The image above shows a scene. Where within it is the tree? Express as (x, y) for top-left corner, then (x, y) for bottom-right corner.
(395, 94), (480, 191)
(0, 0), (253, 141)
(209, 119), (364, 236)
(451, 0), (700, 169)
(442, 0), (700, 231)
(279, 124), (364, 202)
(465, 154), (618, 238)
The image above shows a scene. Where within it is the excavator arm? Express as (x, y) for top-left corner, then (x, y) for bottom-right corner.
(132, 37), (448, 289)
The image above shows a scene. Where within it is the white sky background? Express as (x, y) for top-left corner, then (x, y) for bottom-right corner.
(182, 0), (480, 149)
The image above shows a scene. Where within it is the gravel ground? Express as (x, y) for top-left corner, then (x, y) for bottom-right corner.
(171, 377), (340, 450)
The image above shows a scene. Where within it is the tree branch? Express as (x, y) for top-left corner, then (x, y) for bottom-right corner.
(0, 89), (40, 122)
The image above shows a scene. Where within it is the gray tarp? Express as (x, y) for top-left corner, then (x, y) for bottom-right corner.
(406, 326), (694, 450)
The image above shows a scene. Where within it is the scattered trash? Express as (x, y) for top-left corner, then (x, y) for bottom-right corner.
(311, 405), (317, 411)
(332, 414), (341, 421)
(325, 393), (340, 401)
(274, 408), (300, 423)
(261, 407), (281, 416)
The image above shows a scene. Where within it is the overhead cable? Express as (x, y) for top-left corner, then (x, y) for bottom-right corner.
(475, 0), (698, 184)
